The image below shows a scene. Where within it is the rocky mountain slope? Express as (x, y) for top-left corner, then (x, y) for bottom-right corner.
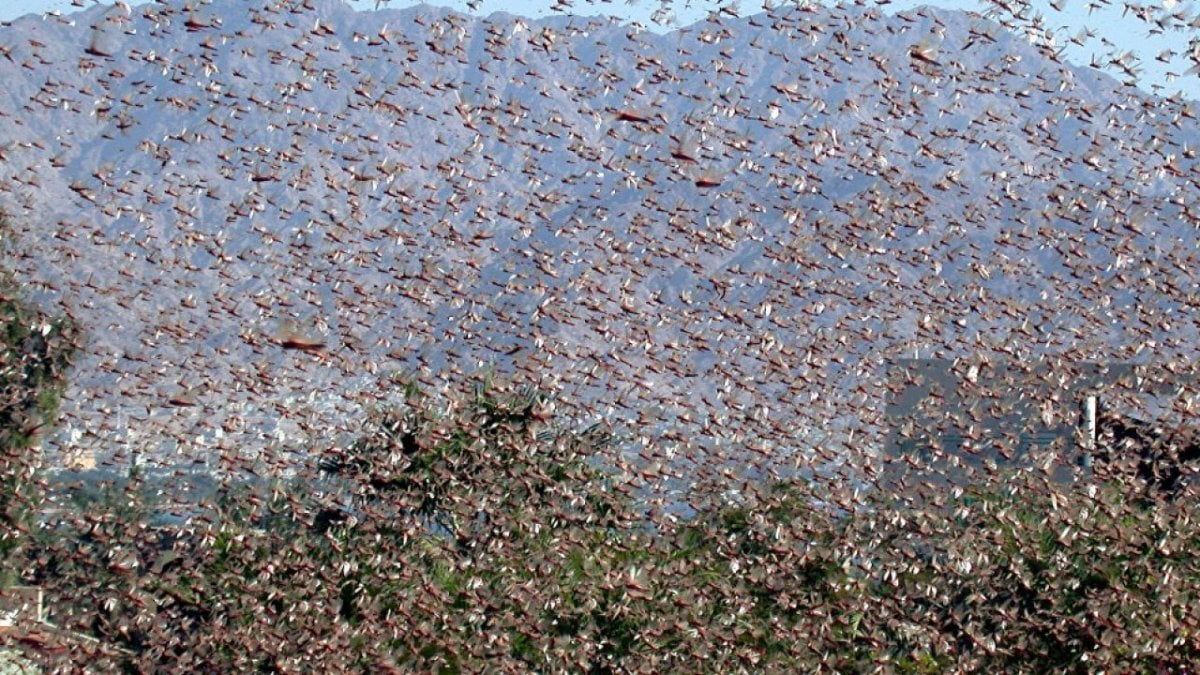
(0, 0), (1198, 482)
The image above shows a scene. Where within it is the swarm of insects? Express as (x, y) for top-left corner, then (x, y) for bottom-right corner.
(1, 0), (1199, 670)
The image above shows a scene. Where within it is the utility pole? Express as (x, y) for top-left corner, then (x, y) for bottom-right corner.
(1078, 393), (1097, 469)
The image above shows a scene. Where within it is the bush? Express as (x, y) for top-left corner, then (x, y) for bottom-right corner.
(28, 378), (1200, 671)
(0, 211), (78, 582)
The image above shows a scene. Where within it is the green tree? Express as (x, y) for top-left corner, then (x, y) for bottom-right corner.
(26, 370), (1200, 672)
(0, 210), (78, 583)
(318, 381), (633, 554)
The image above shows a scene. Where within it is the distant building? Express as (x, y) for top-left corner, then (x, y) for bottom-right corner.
(63, 447), (95, 472)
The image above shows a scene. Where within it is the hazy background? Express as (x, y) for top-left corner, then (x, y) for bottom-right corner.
(3, 0), (1195, 101)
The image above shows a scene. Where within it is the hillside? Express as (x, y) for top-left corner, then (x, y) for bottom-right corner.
(0, 0), (1197, 480)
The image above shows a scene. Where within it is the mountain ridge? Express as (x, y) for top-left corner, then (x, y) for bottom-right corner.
(0, 0), (1197, 477)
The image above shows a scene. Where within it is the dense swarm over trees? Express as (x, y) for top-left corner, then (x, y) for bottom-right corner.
(11, 380), (1200, 672)
(2, 0), (1200, 671)
(0, 211), (77, 583)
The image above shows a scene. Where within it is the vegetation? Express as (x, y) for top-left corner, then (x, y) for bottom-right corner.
(13, 377), (1200, 672)
(0, 211), (77, 584)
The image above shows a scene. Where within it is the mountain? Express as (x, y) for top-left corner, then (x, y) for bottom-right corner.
(0, 0), (1198, 482)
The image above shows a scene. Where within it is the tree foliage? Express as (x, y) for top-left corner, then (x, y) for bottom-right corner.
(18, 379), (1200, 672)
(0, 211), (77, 582)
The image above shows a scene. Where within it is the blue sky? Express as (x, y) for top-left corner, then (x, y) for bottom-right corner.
(2, 0), (1196, 101)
